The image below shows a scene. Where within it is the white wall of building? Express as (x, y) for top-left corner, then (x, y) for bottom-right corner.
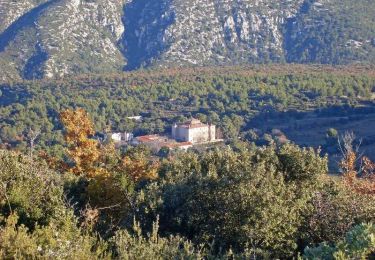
(172, 123), (216, 144)
(111, 133), (122, 142)
(111, 132), (134, 142)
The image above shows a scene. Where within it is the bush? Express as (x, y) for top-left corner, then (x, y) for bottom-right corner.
(136, 144), (328, 258)
(0, 150), (107, 259)
(0, 212), (107, 259)
(303, 179), (375, 245)
(0, 150), (65, 229)
(111, 219), (204, 259)
(304, 223), (375, 260)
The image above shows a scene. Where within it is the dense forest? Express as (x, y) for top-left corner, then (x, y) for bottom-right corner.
(1, 65), (375, 161)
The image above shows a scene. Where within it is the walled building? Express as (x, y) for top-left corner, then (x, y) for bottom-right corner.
(172, 118), (216, 144)
(132, 134), (194, 152)
(111, 132), (134, 143)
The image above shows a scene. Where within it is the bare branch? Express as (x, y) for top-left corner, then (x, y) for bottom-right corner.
(27, 128), (41, 158)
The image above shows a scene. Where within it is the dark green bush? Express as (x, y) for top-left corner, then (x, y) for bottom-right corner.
(0, 150), (65, 229)
(136, 144), (329, 258)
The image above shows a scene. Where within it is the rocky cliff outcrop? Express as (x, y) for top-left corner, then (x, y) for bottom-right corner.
(0, 0), (373, 81)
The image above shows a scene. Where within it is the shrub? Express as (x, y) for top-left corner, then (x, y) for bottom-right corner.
(303, 179), (375, 245)
(136, 144), (328, 258)
(0, 150), (107, 259)
(304, 223), (375, 259)
(0, 212), (108, 259)
(0, 150), (65, 229)
(111, 219), (204, 259)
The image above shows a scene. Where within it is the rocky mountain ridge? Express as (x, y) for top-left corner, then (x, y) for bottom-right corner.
(0, 0), (374, 81)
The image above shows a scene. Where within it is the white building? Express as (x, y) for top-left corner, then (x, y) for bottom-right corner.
(111, 133), (122, 142)
(111, 132), (134, 143)
(172, 119), (216, 144)
(131, 135), (169, 152)
(127, 116), (143, 121)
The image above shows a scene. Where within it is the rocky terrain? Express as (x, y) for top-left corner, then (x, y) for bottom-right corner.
(0, 0), (374, 81)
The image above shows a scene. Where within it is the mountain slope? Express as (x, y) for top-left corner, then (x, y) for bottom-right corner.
(284, 0), (375, 64)
(0, 0), (126, 81)
(0, 0), (374, 81)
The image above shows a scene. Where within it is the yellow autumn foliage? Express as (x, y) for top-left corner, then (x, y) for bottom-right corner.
(60, 108), (106, 178)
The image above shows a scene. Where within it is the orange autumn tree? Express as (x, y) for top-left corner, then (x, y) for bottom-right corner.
(60, 108), (105, 178)
(59, 108), (159, 227)
(123, 154), (158, 182)
(340, 132), (375, 195)
(60, 108), (158, 181)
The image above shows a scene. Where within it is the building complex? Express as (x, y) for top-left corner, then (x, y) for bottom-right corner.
(172, 119), (216, 143)
(111, 118), (219, 152)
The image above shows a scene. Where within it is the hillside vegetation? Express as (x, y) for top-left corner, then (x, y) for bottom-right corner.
(1, 109), (375, 258)
(1, 65), (375, 164)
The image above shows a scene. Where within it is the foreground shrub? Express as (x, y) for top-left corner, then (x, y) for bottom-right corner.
(111, 219), (204, 259)
(2, 142), (375, 258)
(0, 212), (107, 259)
(0, 150), (65, 229)
(0, 150), (107, 259)
(304, 223), (375, 259)
(303, 178), (375, 245)
(136, 144), (328, 258)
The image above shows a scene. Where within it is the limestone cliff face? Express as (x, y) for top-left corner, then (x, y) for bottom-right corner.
(37, 0), (126, 78)
(0, 0), (47, 34)
(0, 0), (373, 81)
(157, 0), (305, 67)
(123, 0), (305, 69)
(0, 0), (127, 80)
